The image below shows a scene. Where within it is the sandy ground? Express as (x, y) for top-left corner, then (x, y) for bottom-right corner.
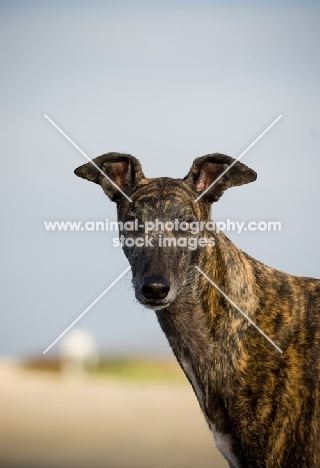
(0, 362), (228, 468)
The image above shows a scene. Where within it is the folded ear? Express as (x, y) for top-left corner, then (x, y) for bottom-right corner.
(185, 153), (257, 203)
(74, 152), (144, 202)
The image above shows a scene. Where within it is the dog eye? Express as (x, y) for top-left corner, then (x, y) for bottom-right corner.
(178, 220), (196, 232)
(123, 218), (137, 231)
(184, 219), (198, 228)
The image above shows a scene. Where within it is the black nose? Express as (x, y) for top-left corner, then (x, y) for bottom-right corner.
(141, 276), (170, 300)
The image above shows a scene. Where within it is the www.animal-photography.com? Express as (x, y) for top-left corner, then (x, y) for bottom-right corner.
(1, 1), (319, 467)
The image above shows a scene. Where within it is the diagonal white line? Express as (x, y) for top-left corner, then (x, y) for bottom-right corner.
(43, 266), (131, 354)
(195, 114), (282, 202)
(195, 266), (283, 353)
(44, 114), (133, 203)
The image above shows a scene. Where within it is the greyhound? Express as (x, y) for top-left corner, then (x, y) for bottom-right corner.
(75, 152), (320, 467)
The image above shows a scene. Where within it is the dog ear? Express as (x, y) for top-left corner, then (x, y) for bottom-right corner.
(185, 153), (257, 203)
(74, 153), (144, 202)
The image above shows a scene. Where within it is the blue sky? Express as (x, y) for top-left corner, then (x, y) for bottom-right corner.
(1, 1), (319, 358)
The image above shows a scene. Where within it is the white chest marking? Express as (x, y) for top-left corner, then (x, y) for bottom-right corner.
(180, 357), (240, 468)
(210, 423), (241, 468)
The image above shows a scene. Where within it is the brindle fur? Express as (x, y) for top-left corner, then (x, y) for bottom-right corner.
(75, 152), (320, 467)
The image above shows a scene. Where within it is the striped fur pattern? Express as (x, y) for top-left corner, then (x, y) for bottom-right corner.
(75, 152), (320, 467)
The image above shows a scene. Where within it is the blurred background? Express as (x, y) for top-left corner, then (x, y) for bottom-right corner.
(1, 1), (319, 467)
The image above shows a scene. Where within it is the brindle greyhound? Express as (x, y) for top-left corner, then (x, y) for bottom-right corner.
(75, 153), (320, 468)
